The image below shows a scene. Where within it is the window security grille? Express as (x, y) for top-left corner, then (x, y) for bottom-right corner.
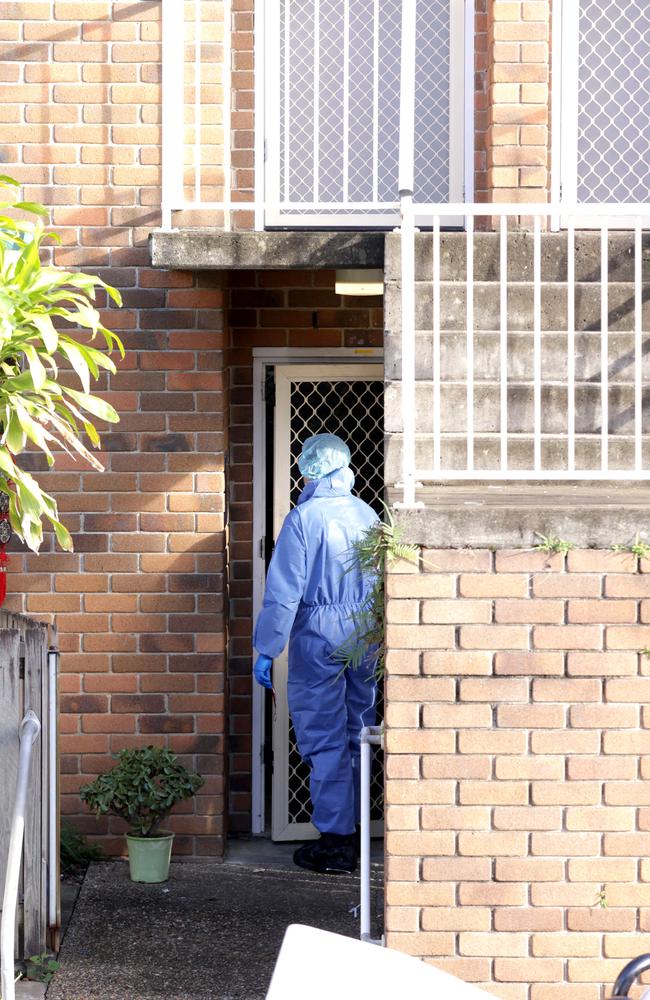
(275, 0), (451, 221)
(578, 0), (650, 203)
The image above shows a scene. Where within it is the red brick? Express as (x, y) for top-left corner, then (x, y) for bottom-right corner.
(568, 600), (637, 624)
(567, 550), (636, 573)
(533, 626), (602, 650)
(495, 599), (564, 624)
(460, 625), (529, 649)
(567, 652), (637, 676)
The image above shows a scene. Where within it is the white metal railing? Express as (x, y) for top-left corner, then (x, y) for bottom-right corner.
(392, 0), (650, 502)
(360, 725), (383, 946)
(1, 712), (41, 1000)
(160, 0), (463, 230)
(162, 0), (234, 229)
(160, 0), (410, 229)
(395, 201), (650, 505)
(161, 0), (403, 228)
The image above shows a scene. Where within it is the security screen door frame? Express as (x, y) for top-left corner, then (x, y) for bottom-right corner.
(556, 0), (650, 228)
(263, 0), (469, 229)
(251, 350), (384, 839)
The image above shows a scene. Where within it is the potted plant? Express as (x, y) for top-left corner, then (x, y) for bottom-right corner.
(80, 746), (204, 883)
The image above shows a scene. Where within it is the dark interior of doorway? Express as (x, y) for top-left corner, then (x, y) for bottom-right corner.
(262, 365), (385, 835)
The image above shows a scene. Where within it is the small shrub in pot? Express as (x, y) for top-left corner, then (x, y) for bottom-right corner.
(80, 746), (204, 882)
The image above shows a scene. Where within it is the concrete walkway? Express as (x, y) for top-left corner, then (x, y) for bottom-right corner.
(46, 850), (384, 1000)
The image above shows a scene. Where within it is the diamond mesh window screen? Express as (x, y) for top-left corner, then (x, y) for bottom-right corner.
(277, 0), (451, 219)
(286, 378), (385, 827)
(577, 1), (650, 203)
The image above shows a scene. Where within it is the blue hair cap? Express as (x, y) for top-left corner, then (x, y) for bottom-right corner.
(297, 433), (351, 480)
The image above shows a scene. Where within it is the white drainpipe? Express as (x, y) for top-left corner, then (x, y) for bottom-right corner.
(360, 724), (384, 945)
(397, 0), (419, 509)
(1, 711), (42, 1000)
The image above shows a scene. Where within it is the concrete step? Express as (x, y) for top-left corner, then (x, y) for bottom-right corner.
(384, 329), (650, 382)
(393, 281), (650, 333)
(384, 380), (650, 437)
(386, 485), (650, 550)
(384, 231), (650, 283)
(384, 429), (650, 482)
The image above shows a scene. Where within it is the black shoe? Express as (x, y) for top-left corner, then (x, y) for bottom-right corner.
(293, 833), (357, 875)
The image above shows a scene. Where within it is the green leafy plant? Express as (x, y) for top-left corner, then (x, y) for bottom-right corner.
(60, 823), (105, 876)
(594, 886), (608, 909)
(533, 532), (576, 556)
(613, 533), (650, 561)
(80, 746), (204, 838)
(24, 952), (59, 985)
(0, 175), (123, 551)
(332, 508), (419, 680)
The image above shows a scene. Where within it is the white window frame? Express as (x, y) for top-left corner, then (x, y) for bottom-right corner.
(261, 0), (470, 229)
(555, 0), (650, 229)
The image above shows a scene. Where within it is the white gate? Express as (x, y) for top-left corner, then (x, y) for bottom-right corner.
(264, 0), (466, 227)
(263, 364), (384, 841)
(560, 0), (650, 213)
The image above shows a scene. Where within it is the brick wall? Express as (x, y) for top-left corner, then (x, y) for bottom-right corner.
(385, 547), (650, 996)
(2, 1), (227, 857)
(486, 0), (551, 203)
(226, 269), (383, 832)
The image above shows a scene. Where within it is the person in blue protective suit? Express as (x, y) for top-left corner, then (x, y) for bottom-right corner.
(253, 432), (378, 875)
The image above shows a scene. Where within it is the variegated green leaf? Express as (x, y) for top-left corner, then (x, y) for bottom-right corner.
(65, 387), (119, 423)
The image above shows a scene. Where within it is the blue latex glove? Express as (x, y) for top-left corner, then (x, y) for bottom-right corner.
(254, 653), (273, 690)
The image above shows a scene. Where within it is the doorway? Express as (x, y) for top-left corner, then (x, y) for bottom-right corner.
(252, 354), (384, 840)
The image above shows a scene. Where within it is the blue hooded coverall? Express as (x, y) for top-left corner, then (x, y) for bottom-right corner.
(253, 466), (378, 836)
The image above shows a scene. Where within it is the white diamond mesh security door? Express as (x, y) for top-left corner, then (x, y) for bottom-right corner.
(264, 0), (466, 227)
(562, 1), (650, 212)
(271, 365), (384, 842)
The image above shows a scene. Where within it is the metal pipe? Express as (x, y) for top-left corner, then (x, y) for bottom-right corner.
(161, 0), (186, 228)
(533, 215), (542, 472)
(359, 725), (383, 946)
(194, 0), (202, 204)
(398, 0), (416, 197)
(396, 0), (417, 506)
(432, 216), (441, 474)
(567, 217), (576, 472)
(466, 216), (475, 473)
(499, 215), (508, 473)
(399, 193), (417, 507)
(223, 0), (232, 231)
(600, 218), (609, 472)
(635, 218), (643, 473)
(155, 200), (650, 219)
(47, 647), (59, 935)
(612, 954), (650, 997)
(1, 711), (42, 1000)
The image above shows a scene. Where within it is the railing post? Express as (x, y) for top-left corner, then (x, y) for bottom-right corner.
(47, 646), (59, 943)
(360, 725), (383, 946)
(397, 0), (418, 508)
(223, 0), (232, 231)
(1, 712), (41, 1000)
(161, 0), (186, 230)
(398, 0), (416, 201)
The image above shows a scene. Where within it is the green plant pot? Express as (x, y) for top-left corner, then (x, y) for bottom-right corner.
(126, 832), (174, 883)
